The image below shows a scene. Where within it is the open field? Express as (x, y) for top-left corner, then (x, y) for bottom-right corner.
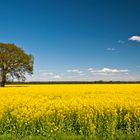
(0, 84), (140, 139)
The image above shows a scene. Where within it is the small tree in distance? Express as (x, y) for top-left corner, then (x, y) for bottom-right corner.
(0, 43), (33, 87)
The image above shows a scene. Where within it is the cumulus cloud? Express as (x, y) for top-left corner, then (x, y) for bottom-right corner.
(99, 68), (128, 73)
(88, 67), (128, 75)
(67, 69), (83, 74)
(128, 36), (140, 42)
(106, 48), (115, 51)
(38, 70), (62, 80)
(87, 68), (96, 73)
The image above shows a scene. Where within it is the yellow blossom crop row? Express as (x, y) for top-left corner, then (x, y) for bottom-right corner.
(0, 84), (140, 138)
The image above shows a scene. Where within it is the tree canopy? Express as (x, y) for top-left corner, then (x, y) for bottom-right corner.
(0, 43), (33, 87)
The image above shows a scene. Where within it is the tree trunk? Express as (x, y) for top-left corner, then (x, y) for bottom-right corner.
(1, 74), (6, 87)
(0, 66), (6, 87)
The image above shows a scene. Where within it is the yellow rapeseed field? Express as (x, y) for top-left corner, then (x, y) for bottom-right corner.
(0, 84), (140, 138)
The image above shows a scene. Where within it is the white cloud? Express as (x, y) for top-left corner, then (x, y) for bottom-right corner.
(39, 70), (62, 80)
(128, 35), (140, 42)
(35, 70), (61, 80)
(99, 68), (128, 73)
(53, 75), (61, 79)
(67, 69), (83, 74)
(87, 68), (93, 71)
(39, 70), (54, 77)
(27, 67), (140, 82)
(88, 67), (129, 75)
(87, 68), (97, 73)
(106, 48), (115, 51)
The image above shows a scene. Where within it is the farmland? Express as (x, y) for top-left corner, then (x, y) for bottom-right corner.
(0, 84), (140, 139)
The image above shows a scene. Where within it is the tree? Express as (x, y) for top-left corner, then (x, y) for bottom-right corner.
(0, 43), (33, 87)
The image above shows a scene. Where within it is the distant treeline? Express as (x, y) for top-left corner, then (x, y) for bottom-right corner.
(6, 81), (140, 84)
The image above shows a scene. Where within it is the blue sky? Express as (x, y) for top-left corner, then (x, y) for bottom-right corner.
(0, 0), (140, 81)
